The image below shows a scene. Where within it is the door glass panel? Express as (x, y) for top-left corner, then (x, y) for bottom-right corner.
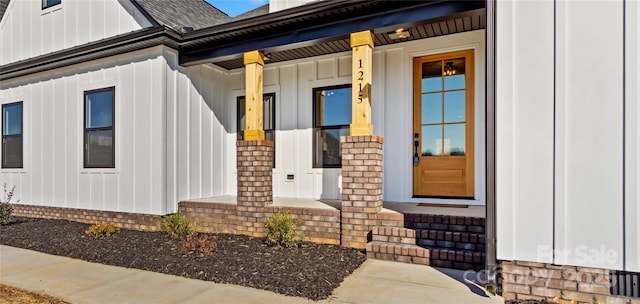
(422, 93), (442, 124)
(443, 58), (466, 90)
(444, 91), (466, 123)
(444, 123), (465, 156)
(421, 61), (442, 92)
(421, 125), (442, 156)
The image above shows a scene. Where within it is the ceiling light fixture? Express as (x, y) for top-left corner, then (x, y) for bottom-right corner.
(443, 61), (457, 76)
(388, 28), (411, 40)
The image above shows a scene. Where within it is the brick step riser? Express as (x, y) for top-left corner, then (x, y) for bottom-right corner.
(370, 227), (485, 249)
(371, 234), (416, 245)
(408, 222), (485, 233)
(404, 214), (486, 234)
(366, 241), (485, 271)
(430, 248), (485, 271)
(414, 229), (486, 251)
(366, 241), (429, 265)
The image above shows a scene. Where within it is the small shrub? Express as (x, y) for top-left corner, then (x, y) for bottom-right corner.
(0, 203), (12, 226)
(162, 213), (195, 238)
(0, 184), (18, 226)
(182, 234), (217, 254)
(265, 211), (304, 248)
(85, 222), (121, 238)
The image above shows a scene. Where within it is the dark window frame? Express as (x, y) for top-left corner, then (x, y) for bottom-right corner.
(83, 87), (115, 169)
(237, 93), (276, 168)
(42, 0), (61, 10)
(312, 84), (351, 169)
(2, 101), (24, 169)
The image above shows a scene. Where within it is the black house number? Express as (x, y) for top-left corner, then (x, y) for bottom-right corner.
(357, 59), (364, 104)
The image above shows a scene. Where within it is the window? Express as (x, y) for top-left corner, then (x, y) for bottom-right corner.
(2, 102), (23, 169)
(237, 93), (276, 167)
(84, 87), (114, 168)
(42, 0), (61, 9)
(313, 84), (351, 168)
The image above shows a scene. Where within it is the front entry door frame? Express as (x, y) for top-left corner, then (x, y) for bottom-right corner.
(412, 49), (475, 198)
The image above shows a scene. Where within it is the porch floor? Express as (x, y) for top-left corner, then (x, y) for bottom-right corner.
(183, 196), (485, 218)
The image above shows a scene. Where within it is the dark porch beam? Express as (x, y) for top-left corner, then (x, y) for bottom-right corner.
(179, 1), (485, 67)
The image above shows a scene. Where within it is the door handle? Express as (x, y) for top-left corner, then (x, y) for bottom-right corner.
(413, 133), (420, 165)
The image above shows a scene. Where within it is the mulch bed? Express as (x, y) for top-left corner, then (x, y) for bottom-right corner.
(0, 217), (366, 300)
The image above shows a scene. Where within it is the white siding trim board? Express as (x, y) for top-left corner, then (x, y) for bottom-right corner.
(625, 0), (640, 273)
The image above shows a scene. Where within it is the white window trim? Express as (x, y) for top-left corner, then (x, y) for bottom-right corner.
(41, 0), (63, 15)
(305, 76), (352, 175)
(79, 79), (119, 174)
(0, 95), (28, 173)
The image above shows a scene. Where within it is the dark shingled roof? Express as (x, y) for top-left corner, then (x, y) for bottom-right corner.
(0, 0), (10, 23)
(232, 4), (269, 21)
(134, 0), (231, 31)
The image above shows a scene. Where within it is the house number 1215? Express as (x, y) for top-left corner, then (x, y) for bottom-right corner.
(357, 59), (364, 104)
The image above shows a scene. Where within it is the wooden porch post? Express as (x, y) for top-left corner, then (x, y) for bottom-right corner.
(243, 50), (265, 140)
(341, 30), (386, 249)
(350, 30), (374, 136)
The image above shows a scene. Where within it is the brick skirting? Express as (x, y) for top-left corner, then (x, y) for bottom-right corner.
(501, 261), (639, 304)
(179, 201), (341, 245)
(11, 204), (163, 231)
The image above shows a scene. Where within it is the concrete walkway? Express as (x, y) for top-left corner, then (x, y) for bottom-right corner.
(0, 245), (503, 304)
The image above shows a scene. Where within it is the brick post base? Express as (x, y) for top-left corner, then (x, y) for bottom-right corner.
(236, 140), (273, 236)
(341, 135), (384, 249)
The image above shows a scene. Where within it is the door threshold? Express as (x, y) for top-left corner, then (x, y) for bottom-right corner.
(417, 203), (469, 208)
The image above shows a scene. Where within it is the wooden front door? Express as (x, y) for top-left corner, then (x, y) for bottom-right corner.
(412, 50), (474, 198)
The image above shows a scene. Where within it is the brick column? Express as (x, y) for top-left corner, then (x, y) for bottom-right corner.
(341, 135), (383, 249)
(236, 140), (273, 236)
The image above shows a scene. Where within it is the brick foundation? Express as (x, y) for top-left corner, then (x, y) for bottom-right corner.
(501, 261), (639, 304)
(341, 135), (384, 249)
(179, 201), (341, 245)
(11, 204), (163, 231)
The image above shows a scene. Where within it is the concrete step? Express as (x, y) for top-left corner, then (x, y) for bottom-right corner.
(366, 241), (430, 265)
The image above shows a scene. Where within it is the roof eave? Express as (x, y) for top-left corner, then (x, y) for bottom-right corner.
(0, 27), (181, 81)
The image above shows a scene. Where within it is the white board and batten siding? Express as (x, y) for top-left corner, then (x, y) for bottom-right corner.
(497, 0), (639, 272)
(218, 31), (486, 204)
(0, 0), (152, 65)
(0, 47), (167, 215)
(163, 49), (227, 208)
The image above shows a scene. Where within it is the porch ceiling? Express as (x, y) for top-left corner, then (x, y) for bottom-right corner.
(211, 9), (486, 70)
